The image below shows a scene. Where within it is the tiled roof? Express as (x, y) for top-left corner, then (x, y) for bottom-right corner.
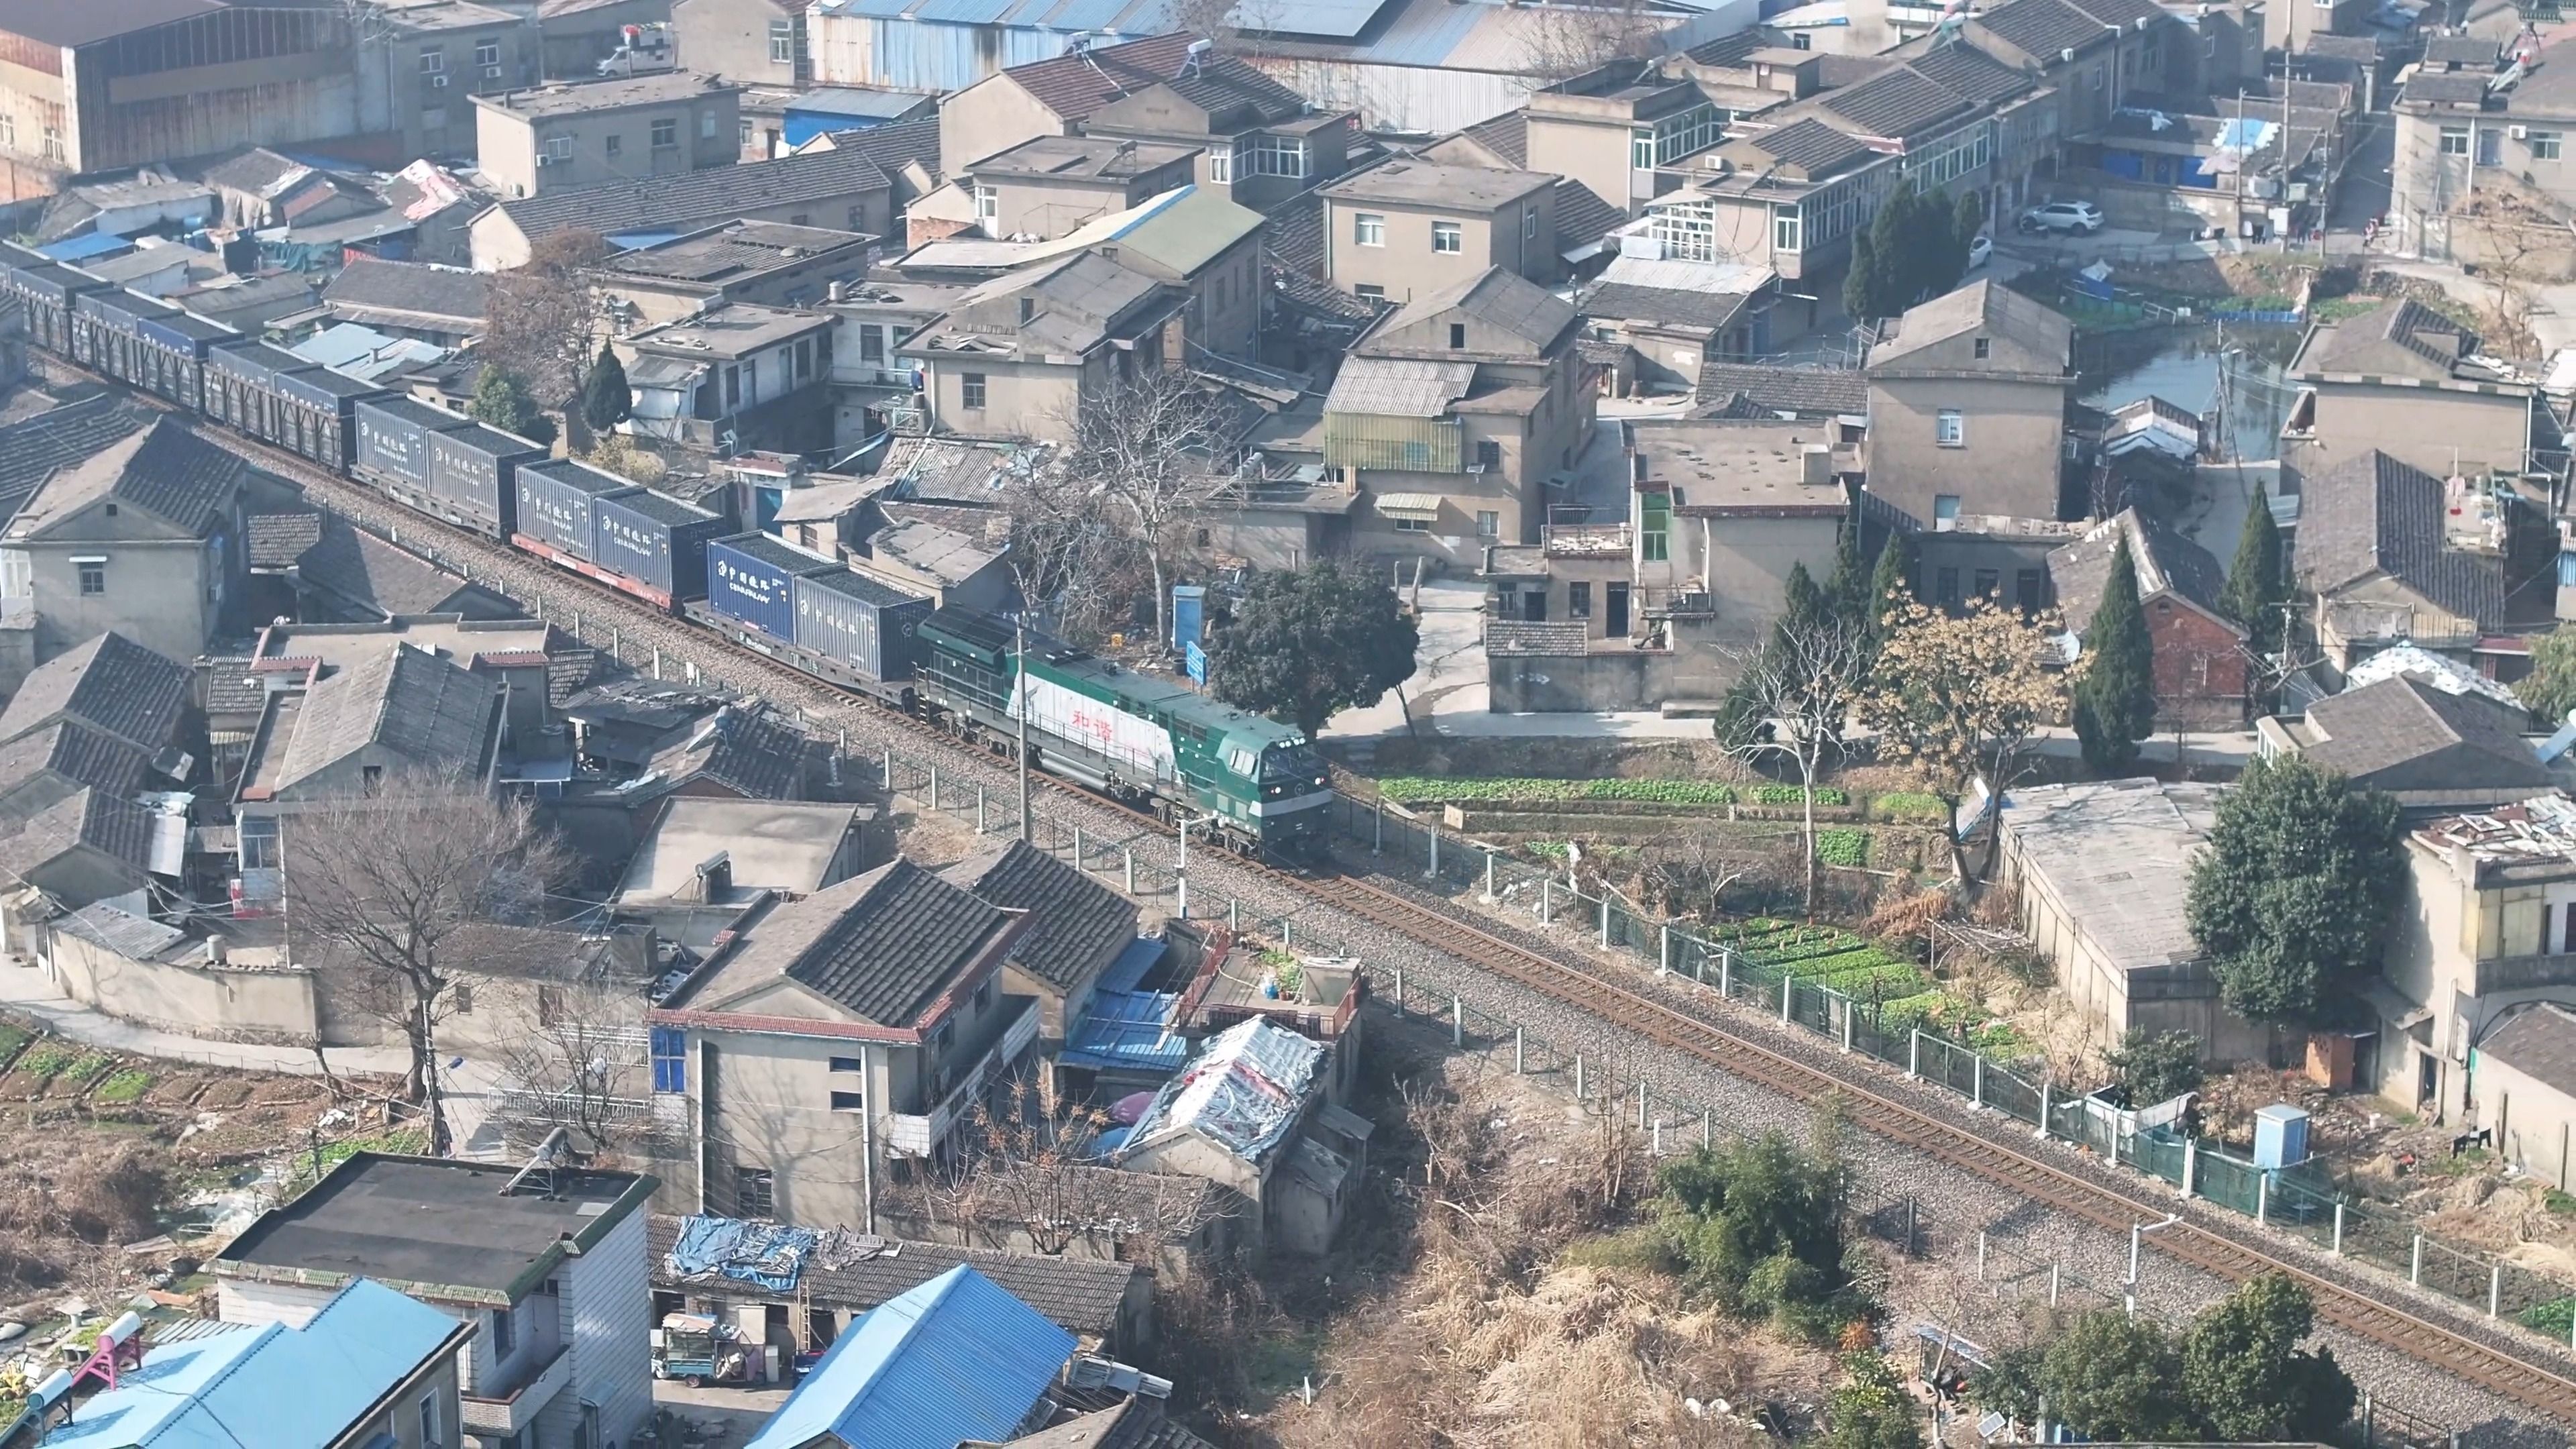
(0, 631), (193, 753)
(1002, 1401), (1218, 1449)
(1552, 178), (1625, 251)
(1867, 277), (2072, 370)
(1367, 266), (1572, 351)
(0, 395), (148, 523)
(1692, 361), (1867, 416)
(1976, 0), (2121, 60)
(826, 115), (944, 178)
(2296, 297), (2473, 379)
(2298, 449), (2508, 626)
(248, 511), (325, 569)
(1452, 110), (1528, 166)
(2045, 506), (2236, 635)
(2477, 1003), (2576, 1096)
(2300, 674), (2552, 788)
(2059, 0), (2168, 25)
(20, 416), (245, 539)
(274, 645), (501, 792)
(0, 719), (150, 812)
(323, 259), (488, 327)
(297, 513), (517, 621)
(1002, 34), (1201, 121)
(1157, 56), (1308, 123)
(649, 706), (818, 799)
(1748, 117), (1872, 173)
(1581, 263), (1761, 331)
(201, 656), (266, 717)
(943, 839), (1136, 990)
(774, 859), (1012, 1024)
(1823, 65), (1974, 139)
(648, 1215), (1140, 1337)
(1906, 42), (2035, 106)
(496, 148), (892, 246)
(0, 786), (154, 885)
(2424, 32), (2500, 66)
(1259, 188), (1326, 274)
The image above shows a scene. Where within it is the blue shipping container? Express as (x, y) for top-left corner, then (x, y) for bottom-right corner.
(706, 533), (831, 641)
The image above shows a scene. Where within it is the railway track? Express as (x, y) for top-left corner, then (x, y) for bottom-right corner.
(126, 390), (2576, 1424)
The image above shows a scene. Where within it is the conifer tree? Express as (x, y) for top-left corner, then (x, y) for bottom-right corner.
(580, 341), (631, 433)
(2219, 490), (2288, 661)
(2072, 535), (2157, 771)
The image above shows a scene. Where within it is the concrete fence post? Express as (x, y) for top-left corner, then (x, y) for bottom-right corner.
(1574, 1055), (1585, 1099)
(1719, 949), (1731, 996)
(2332, 1203), (2345, 1255)
(1780, 975), (1793, 1023)
(1701, 1112), (1711, 1148)
(1450, 996), (1462, 1046)
(1540, 879), (1552, 924)
(2037, 1079), (2052, 1139)
(1839, 998), (1854, 1053)
(1513, 1026), (1524, 1075)
(2411, 1234), (2424, 1286)
(1659, 924), (1670, 975)
(1972, 1053), (1985, 1110)
(2489, 1263), (2502, 1318)
(1426, 826), (1439, 879)
(2256, 1172), (2269, 1226)
(929, 767), (940, 812)
(1484, 850), (1496, 902)
(2182, 1138), (2198, 1199)
(1073, 826), (1084, 870)
(1635, 1080), (1647, 1130)
(882, 747), (894, 790)
(1977, 1231), (1987, 1281)
(975, 787), (986, 835)
(2049, 1263), (2061, 1306)
(1372, 798), (1383, 855)
(1909, 1030), (1922, 1078)
(1393, 966), (1403, 1007)
(1230, 900), (1241, 930)
(1123, 849), (1134, 894)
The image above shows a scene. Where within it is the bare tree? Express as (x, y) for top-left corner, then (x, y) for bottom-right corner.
(1515, 0), (1662, 83)
(282, 776), (570, 1154)
(1725, 610), (1870, 915)
(484, 228), (610, 416)
(1046, 367), (1237, 654)
(926, 1093), (1234, 1262)
(1000, 451), (1147, 647)
(494, 969), (651, 1160)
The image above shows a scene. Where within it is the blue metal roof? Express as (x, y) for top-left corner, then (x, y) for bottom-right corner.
(784, 87), (932, 119)
(1060, 989), (1189, 1072)
(1095, 934), (1166, 995)
(42, 1280), (460, 1449)
(745, 1265), (1075, 1449)
(38, 233), (134, 262)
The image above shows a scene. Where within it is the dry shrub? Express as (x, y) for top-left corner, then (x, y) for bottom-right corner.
(0, 1138), (170, 1295)
(1862, 889), (1951, 945)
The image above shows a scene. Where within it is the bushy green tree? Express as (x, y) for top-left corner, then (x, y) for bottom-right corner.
(1826, 508), (1869, 623)
(1825, 1353), (1923, 1449)
(2072, 535), (2156, 772)
(469, 366), (556, 447)
(1656, 1121), (1860, 1340)
(2038, 1310), (2195, 1442)
(2104, 1027), (2203, 1106)
(2186, 755), (2403, 1024)
(2518, 625), (2576, 722)
(580, 341), (631, 433)
(2182, 1274), (2357, 1442)
(1849, 185), (1975, 319)
(1209, 560), (1417, 739)
(2219, 490), (2289, 661)
(1967, 1344), (2043, 1424)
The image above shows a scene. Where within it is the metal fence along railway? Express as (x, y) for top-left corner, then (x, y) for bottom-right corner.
(158, 409), (2576, 1428)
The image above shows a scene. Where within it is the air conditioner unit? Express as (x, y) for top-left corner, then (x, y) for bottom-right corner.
(2512, 124), (2530, 139)
(483, 64), (503, 79)
(429, 73), (449, 87)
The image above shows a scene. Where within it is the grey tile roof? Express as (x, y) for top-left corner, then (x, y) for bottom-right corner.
(646, 1214), (1142, 1337)
(496, 148), (892, 246)
(818, 115), (943, 178)
(323, 259), (488, 329)
(248, 511), (325, 569)
(2404, 70), (2491, 105)
(1003, 33), (1201, 121)
(1553, 178), (1625, 251)
(2476, 1002), (2576, 1096)
(1691, 361), (1868, 416)
(2059, 0), (2168, 28)
(1582, 278), (1752, 332)
(0, 719), (150, 813)
(201, 656), (266, 717)
(2297, 449), (2508, 625)
(0, 786), (154, 886)
(0, 395), (149, 523)
(1368, 266), (1573, 351)
(23, 417), (245, 540)
(275, 645), (502, 792)
(1748, 117), (1872, 174)
(1906, 42), (2035, 106)
(943, 839), (1136, 991)
(649, 706), (818, 800)
(2046, 506), (2235, 635)
(1453, 110), (1528, 167)
(1823, 65), (1974, 139)
(0, 632), (193, 754)
(777, 851), (1010, 1020)
(2296, 297), (2473, 379)
(1326, 356), (1477, 417)
(2300, 674), (2553, 789)
(1867, 276), (2072, 370)
(1158, 56), (1309, 124)
(2424, 32), (2500, 66)
(296, 513), (517, 621)
(1975, 0), (2119, 60)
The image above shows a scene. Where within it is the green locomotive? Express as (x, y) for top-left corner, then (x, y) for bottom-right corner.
(913, 608), (1334, 857)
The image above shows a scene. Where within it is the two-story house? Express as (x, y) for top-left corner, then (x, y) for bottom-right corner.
(897, 252), (1186, 445)
(1315, 266), (1593, 565)
(648, 857), (1040, 1228)
(470, 143), (904, 269)
(1864, 278), (2078, 531)
(2279, 298), (2550, 486)
(376, 0), (545, 166)
(2291, 449), (2551, 680)
(474, 71), (743, 199)
(214, 1152), (659, 1449)
(2047, 507), (2250, 729)
(0, 416), (252, 669)
(621, 302), (838, 454)
(943, 838), (1147, 1059)
(963, 136), (1201, 241)
(595, 220), (879, 329)
(1964, 0), (2175, 146)
(2388, 34), (2573, 266)
(1320, 161), (1561, 301)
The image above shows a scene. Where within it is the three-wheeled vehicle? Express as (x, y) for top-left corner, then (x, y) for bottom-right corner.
(649, 1313), (755, 1388)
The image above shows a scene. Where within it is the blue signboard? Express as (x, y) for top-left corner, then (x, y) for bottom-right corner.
(1171, 584), (1206, 651)
(1185, 641), (1208, 686)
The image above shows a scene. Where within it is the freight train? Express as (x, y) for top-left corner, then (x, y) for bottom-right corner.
(0, 244), (1332, 857)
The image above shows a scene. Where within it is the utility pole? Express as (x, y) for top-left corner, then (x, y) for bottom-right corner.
(1014, 610), (1032, 843)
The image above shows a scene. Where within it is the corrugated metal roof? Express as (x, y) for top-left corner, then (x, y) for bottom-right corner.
(743, 1265), (1075, 1449)
(1324, 356), (1475, 417)
(1350, 0), (1487, 66)
(1124, 1016), (1326, 1163)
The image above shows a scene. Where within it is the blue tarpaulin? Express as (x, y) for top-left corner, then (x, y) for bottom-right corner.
(665, 1214), (819, 1293)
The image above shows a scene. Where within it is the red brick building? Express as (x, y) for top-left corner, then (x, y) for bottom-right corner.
(2049, 508), (2251, 731)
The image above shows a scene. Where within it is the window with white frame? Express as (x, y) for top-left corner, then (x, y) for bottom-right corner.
(1772, 203), (1801, 252)
(1208, 145), (1234, 182)
(1935, 409), (1965, 446)
(545, 136), (571, 160)
(419, 48), (444, 72)
(769, 17), (794, 62)
(1640, 103), (1724, 167)
(1523, 207), (1538, 239)
(1354, 211), (1385, 246)
(1650, 199), (1715, 261)
(1242, 133), (1307, 176)
(975, 185), (996, 224)
(1631, 127), (1656, 170)
(2441, 123), (2470, 155)
(1902, 123), (1992, 191)
(651, 117), (676, 147)
(1432, 220), (1462, 253)
(2536, 130), (2564, 160)
(701, 111), (718, 138)
(476, 38), (500, 68)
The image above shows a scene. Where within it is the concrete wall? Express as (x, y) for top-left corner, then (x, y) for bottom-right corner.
(476, 86), (739, 199)
(361, 19), (543, 166)
(672, 0), (802, 87)
(1696, 513), (1840, 649)
(50, 928), (319, 1045)
(940, 74), (1067, 177)
(979, 162), (1191, 240)
(915, 353), (1088, 443)
(65, 9), (365, 174)
(1487, 639), (1736, 710)
(1324, 187), (1557, 301)
(11, 527), (240, 668)
(1866, 374), (2066, 525)
(2288, 381), (2531, 484)
(564, 1196), (655, 1449)
(693, 1025), (892, 1227)
(1525, 113), (1633, 219)
(2477, 1047), (2576, 1191)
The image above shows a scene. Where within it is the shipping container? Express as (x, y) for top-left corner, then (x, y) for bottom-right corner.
(592, 488), (727, 604)
(354, 396), (473, 492)
(704, 532), (834, 642)
(0, 249), (109, 352)
(794, 567), (933, 684)
(514, 458), (639, 564)
(427, 423), (546, 539)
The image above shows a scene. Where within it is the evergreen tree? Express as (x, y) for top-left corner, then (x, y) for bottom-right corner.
(1954, 189), (1987, 256)
(468, 366), (555, 447)
(2181, 1275), (2357, 1443)
(2186, 756), (2404, 1023)
(580, 341), (631, 433)
(1825, 508), (1868, 625)
(2218, 489), (2288, 661)
(1720, 562), (1831, 748)
(1866, 182), (1919, 309)
(2071, 535), (2156, 772)
(1865, 531), (1917, 645)
(2035, 1311), (2195, 1442)
(1844, 229), (1884, 322)
(1210, 560), (1417, 738)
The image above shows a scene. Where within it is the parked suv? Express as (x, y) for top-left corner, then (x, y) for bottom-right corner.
(2017, 201), (2104, 235)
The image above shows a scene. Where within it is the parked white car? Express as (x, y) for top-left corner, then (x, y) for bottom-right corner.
(2017, 201), (2104, 235)
(1967, 232), (1994, 268)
